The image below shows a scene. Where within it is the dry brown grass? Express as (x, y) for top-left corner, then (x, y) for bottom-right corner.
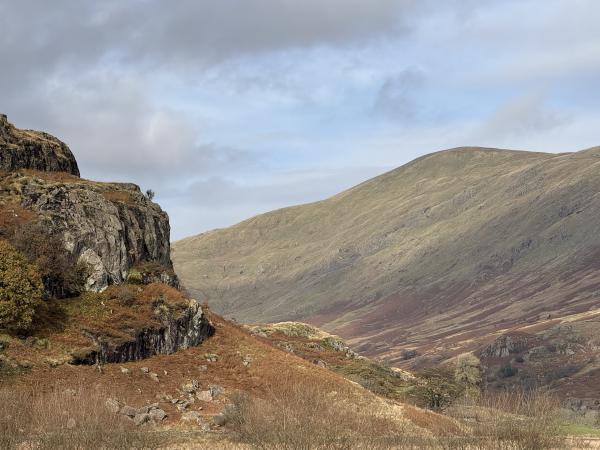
(102, 189), (135, 204)
(224, 368), (418, 450)
(446, 389), (567, 450)
(0, 382), (161, 450)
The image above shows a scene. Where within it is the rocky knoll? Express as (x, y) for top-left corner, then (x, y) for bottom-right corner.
(71, 299), (214, 365)
(0, 114), (79, 176)
(0, 115), (175, 292)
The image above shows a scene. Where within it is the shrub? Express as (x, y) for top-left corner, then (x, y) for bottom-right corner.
(126, 268), (143, 284)
(498, 364), (518, 379)
(454, 353), (481, 397)
(145, 189), (155, 200)
(0, 240), (43, 332)
(10, 222), (86, 298)
(412, 368), (463, 410)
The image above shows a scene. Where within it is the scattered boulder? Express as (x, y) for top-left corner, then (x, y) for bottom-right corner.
(133, 413), (151, 426)
(209, 385), (224, 398)
(181, 380), (199, 394)
(196, 390), (213, 402)
(140, 367), (149, 374)
(204, 353), (218, 362)
(181, 411), (202, 423)
(105, 398), (121, 414)
(149, 408), (167, 422)
(213, 414), (227, 427)
(119, 405), (137, 418)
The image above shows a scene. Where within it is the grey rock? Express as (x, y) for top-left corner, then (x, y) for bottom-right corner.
(208, 385), (224, 398)
(312, 359), (326, 368)
(149, 408), (167, 422)
(196, 390), (213, 402)
(0, 114), (80, 176)
(137, 403), (159, 415)
(140, 367), (149, 373)
(119, 405), (137, 418)
(70, 300), (215, 365)
(176, 400), (191, 411)
(480, 335), (529, 358)
(213, 414), (227, 426)
(181, 411), (202, 423)
(133, 413), (151, 426)
(181, 380), (199, 394)
(105, 398), (121, 414)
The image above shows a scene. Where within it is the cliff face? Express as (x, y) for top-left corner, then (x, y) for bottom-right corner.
(0, 114), (80, 176)
(71, 299), (215, 365)
(0, 115), (175, 292)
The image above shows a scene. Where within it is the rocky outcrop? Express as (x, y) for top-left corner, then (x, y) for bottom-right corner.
(0, 114), (176, 291)
(479, 334), (532, 358)
(0, 114), (80, 176)
(1, 171), (175, 291)
(71, 299), (214, 365)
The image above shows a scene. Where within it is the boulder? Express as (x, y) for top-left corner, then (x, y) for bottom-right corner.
(119, 405), (137, 418)
(149, 408), (167, 422)
(105, 398), (121, 414)
(181, 380), (199, 394)
(213, 414), (227, 426)
(196, 390), (213, 402)
(133, 413), (151, 426)
(208, 385), (224, 398)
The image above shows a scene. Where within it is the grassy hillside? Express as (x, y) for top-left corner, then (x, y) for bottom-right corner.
(173, 146), (600, 363)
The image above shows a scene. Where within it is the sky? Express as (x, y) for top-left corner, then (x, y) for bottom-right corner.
(1, 0), (600, 240)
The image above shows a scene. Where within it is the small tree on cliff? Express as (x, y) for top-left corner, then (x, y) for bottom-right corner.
(0, 240), (43, 332)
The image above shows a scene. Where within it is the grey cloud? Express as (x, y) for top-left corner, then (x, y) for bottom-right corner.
(4, 74), (259, 190)
(477, 93), (570, 140)
(373, 68), (426, 121)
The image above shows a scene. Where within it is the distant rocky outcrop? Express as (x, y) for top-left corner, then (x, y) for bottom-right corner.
(0, 114), (175, 292)
(0, 114), (80, 176)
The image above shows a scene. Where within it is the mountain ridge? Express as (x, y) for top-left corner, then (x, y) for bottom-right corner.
(173, 144), (600, 364)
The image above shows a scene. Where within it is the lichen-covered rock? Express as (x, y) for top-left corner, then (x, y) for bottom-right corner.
(70, 299), (215, 365)
(0, 114), (79, 176)
(0, 115), (177, 292)
(1, 171), (175, 291)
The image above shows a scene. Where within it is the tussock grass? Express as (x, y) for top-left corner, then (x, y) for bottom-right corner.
(0, 383), (161, 450)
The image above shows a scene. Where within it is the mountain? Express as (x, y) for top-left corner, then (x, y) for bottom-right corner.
(173, 146), (600, 365)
